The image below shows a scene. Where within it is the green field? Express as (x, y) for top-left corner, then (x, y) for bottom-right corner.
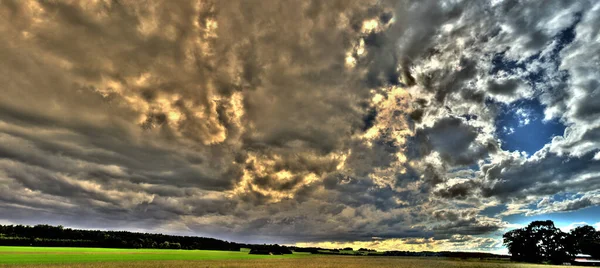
(0, 246), (567, 268)
(0, 246), (304, 265)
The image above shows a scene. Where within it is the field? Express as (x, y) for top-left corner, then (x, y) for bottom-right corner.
(0, 246), (568, 268)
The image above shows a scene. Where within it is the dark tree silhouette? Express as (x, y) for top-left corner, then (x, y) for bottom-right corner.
(570, 225), (600, 258)
(0, 224), (294, 253)
(503, 220), (575, 264)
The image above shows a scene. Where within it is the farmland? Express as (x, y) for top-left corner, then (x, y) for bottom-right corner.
(0, 246), (303, 265)
(0, 246), (568, 268)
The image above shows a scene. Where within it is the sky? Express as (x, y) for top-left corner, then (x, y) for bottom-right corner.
(0, 0), (599, 253)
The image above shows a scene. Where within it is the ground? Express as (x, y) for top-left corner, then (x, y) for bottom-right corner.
(0, 247), (568, 267)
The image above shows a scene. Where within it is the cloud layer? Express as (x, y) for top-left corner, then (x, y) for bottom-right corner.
(1, 0), (599, 251)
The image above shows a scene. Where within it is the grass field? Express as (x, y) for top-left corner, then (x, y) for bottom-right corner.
(0, 246), (568, 268)
(0, 246), (304, 265)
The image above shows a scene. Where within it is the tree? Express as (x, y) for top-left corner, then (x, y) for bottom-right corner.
(503, 220), (575, 264)
(159, 241), (170, 249)
(503, 228), (530, 262)
(570, 225), (600, 258)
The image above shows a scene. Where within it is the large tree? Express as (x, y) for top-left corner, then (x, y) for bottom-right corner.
(503, 220), (575, 264)
(570, 225), (600, 258)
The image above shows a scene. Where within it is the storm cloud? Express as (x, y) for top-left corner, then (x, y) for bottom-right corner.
(1, 0), (599, 251)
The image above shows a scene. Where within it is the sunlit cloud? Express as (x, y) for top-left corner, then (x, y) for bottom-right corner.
(0, 0), (599, 251)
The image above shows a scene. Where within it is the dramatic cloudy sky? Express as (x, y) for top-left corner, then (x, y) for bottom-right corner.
(1, 0), (599, 252)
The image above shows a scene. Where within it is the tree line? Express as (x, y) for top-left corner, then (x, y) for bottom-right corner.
(0, 224), (286, 252)
(503, 220), (600, 264)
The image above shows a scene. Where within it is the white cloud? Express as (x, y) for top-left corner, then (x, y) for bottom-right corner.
(559, 222), (590, 233)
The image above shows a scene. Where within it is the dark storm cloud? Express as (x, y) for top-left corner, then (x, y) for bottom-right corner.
(534, 194), (599, 215)
(431, 209), (504, 238)
(432, 220), (503, 237)
(562, 198), (593, 211)
(413, 117), (493, 166)
(481, 150), (600, 201)
(486, 78), (522, 96)
(435, 180), (479, 200)
(0, 0), (414, 242)
(1, 0), (599, 250)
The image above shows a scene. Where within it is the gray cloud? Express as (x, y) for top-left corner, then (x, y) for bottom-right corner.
(0, 0), (599, 249)
(414, 117), (494, 166)
(481, 149), (600, 201)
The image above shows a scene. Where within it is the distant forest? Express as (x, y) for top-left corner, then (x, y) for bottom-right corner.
(0, 224), (284, 252)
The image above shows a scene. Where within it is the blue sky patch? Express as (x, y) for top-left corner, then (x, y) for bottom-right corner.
(503, 205), (600, 229)
(495, 99), (565, 155)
